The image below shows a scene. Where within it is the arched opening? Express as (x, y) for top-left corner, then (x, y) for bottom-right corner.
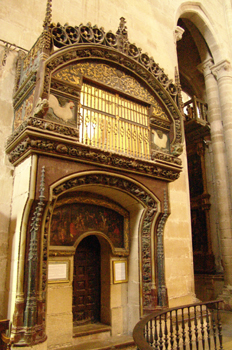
(176, 12), (224, 300)
(46, 172), (162, 344)
(73, 235), (101, 325)
(72, 232), (113, 329)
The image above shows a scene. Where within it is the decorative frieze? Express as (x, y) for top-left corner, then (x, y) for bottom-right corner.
(6, 130), (181, 181)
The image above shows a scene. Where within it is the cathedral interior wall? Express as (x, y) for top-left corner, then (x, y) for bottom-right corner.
(1, 0), (232, 348)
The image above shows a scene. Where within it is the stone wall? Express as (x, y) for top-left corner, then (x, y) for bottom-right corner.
(0, 47), (16, 319)
(0, 0), (231, 327)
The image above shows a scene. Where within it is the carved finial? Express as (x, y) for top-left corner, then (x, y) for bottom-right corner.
(116, 17), (129, 53)
(116, 17), (128, 40)
(43, 0), (52, 30)
(175, 66), (185, 117)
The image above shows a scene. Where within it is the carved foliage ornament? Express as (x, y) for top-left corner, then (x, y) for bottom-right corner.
(7, 133), (180, 181)
(48, 19), (178, 99)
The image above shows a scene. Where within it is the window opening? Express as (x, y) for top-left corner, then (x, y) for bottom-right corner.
(79, 83), (150, 159)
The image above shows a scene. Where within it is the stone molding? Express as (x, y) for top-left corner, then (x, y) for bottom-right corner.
(174, 26), (185, 43)
(211, 59), (232, 80)
(197, 58), (214, 77)
(6, 119), (182, 181)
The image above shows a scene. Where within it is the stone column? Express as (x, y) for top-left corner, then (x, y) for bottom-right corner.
(198, 58), (232, 286)
(212, 60), (232, 210)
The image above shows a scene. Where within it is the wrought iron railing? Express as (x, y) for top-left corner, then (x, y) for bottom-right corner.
(184, 96), (208, 123)
(133, 300), (224, 350)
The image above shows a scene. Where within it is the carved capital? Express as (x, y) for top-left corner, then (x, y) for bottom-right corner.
(197, 58), (214, 77)
(211, 59), (232, 80)
(174, 26), (185, 43)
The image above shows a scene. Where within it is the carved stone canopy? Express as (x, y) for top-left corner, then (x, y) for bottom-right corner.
(6, 18), (184, 182)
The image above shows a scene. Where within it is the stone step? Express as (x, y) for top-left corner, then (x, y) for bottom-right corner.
(73, 323), (112, 344)
(57, 323), (136, 350)
(59, 334), (136, 350)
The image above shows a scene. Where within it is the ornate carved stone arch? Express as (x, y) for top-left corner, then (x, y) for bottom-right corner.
(42, 171), (168, 315)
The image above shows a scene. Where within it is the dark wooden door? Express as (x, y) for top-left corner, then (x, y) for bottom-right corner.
(73, 235), (101, 325)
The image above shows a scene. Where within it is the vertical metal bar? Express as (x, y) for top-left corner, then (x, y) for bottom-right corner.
(95, 113), (99, 147)
(111, 116), (114, 151)
(159, 314), (163, 350)
(193, 95), (198, 120)
(106, 115), (109, 150)
(154, 317), (159, 350)
(205, 306), (211, 349)
(145, 322), (149, 343)
(149, 319), (153, 346)
(164, 313), (168, 349)
(194, 306), (199, 350)
(89, 110), (92, 146)
(181, 308), (186, 350)
(188, 306), (193, 350)
(175, 309), (180, 350)
(104, 113), (107, 149)
(200, 304), (205, 350)
(141, 127), (144, 159)
(217, 302), (223, 350)
(170, 311), (174, 350)
(211, 309), (217, 349)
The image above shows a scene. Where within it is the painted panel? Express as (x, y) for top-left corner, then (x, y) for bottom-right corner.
(50, 203), (124, 247)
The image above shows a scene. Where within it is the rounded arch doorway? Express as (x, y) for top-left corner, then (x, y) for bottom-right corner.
(73, 235), (101, 325)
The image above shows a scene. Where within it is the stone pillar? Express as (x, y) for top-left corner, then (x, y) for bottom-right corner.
(198, 58), (232, 286)
(212, 60), (232, 211)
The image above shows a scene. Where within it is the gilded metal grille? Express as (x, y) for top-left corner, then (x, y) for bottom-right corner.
(79, 83), (150, 159)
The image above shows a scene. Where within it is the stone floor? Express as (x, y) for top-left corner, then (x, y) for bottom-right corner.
(58, 311), (232, 350)
(221, 310), (232, 349)
(60, 334), (136, 350)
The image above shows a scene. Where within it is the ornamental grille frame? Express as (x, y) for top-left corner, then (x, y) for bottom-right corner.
(7, 17), (184, 180)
